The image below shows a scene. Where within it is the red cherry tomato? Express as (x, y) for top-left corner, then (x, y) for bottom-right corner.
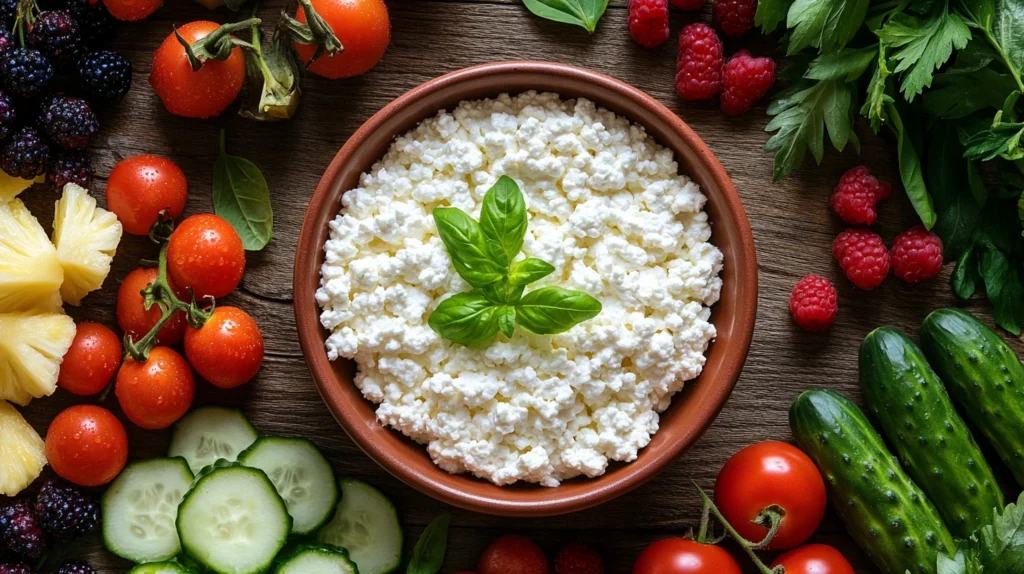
(293, 0), (390, 79)
(102, 0), (161, 21)
(166, 214), (246, 300)
(771, 544), (855, 574)
(714, 441), (826, 550)
(149, 21), (246, 118)
(478, 534), (549, 574)
(46, 405), (128, 487)
(633, 539), (741, 574)
(185, 306), (264, 389)
(116, 347), (194, 430)
(117, 267), (187, 346)
(105, 154), (188, 236)
(58, 322), (122, 396)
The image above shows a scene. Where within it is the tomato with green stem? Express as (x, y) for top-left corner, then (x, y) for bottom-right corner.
(291, 0), (390, 79)
(46, 405), (128, 487)
(185, 306), (264, 389)
(117, 267), (188, 346)
(58, 322), (122, 396)
(105, 155), (188, 236)
(167, 213), (246, 300)
(116, 346), (194, 430)
(771, 545), (854, 574)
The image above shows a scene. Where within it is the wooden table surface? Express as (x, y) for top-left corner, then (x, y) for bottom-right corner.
(17, 0), (1024, 572)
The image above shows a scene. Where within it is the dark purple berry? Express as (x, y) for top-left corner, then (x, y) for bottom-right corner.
(27, 11), (83, 67)
(0, 29), (11, 55)
(66, 0), (114, 46)
(33, 479), (100, 542)
(77, 49), (130, 103)
(48, 149), (92, 189)
(55, 561), (97, 574)
(38, 96), (98, 150)
(0, 127), (51, 178)
(0, 0), (15, 29)
(0, 48), (54, 100)
(0, 502), (46, 561)
(0, 563), (33, 574)
(0, 90), (15, 141)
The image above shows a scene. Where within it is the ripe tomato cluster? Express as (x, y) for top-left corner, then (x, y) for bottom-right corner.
(47, 154), (265, 488)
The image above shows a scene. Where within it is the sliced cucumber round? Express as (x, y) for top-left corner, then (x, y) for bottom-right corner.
(275, 544), (358, 574)
(169, 406), (259, 474)
(127, 560), (200, 574)
(177, 464), (292, 574)
(102, 458), (194, 563)
(315, 478), (402, 574)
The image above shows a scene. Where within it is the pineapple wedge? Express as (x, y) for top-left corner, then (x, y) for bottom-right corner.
(52, 184), (122, 305)
(0, 400), (46, 496)
(0, 172), (43, 205)
(0, 198), (64, 313)
(0, 311), (76, 406)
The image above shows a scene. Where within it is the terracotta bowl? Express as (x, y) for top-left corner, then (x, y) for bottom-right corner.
(294, 61), (758, 517)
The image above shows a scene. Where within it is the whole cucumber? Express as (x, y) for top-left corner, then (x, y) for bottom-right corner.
(790, 388), (955, 574)
(860, 327), (1004, 537)
(920, 308), (1024, 487)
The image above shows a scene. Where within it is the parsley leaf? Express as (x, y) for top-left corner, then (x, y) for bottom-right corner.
(929, 121), (981, 257)
(889, 102), (937, 228)
(877, 2), (972, 101)
(977, 489), (1024, 569)
(962, 117), (1024, 160)
(994, 0), (1024, 75)
(764, 79), (858, 180)
(755, 0), (794, 33)
(805, 46), (878, 81)
(786, 0), (870, 55)
(861, 46), (895, 132)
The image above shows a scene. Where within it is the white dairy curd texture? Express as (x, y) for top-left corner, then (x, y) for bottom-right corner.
(316, 91), (723, 486)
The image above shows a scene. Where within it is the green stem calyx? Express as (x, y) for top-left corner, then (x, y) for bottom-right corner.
(279, 0), (343, 66)
(241, 14), (301, 121)
(694, 484), (787, 574)
(175, 18), (261, 71)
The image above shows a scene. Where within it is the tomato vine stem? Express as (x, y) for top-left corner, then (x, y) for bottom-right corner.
(693, 484), (786, 574)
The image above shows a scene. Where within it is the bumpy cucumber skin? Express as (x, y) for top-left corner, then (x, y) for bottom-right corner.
(860, 327), (1004, 537)
(790, 388), (955, 574)
(921, 308), (1024, 487)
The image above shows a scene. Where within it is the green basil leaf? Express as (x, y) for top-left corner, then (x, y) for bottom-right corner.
(407, 513), (451, 574)
(979, 242), (1024, 335)
(482, 283), (525, 305)
(951, 245), (981, 298)
(428, 292), (500, 345)
(509, 258), (555, 287)
(516, 286), (601, 335)
(433, 207), (506, 288)
(521, 0), (608, 33)
(213, 132), (273, 251)
(497, 306), (516, 338)
(888, 103), (937, 228)
(479, 176), (527, 268)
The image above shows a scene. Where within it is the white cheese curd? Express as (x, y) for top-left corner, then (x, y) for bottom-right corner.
(316, 91), (723, 487)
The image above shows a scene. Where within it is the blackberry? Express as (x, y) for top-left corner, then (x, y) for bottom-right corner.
(0, 0), (15, 29)
(38, 96), (98, 150)
(47, 149), (92, 188)
(0, 89), (15, 141)
(77, 50), (131, 102)
(0, 563), (32, 574)
(55, 562), (97, 574)
(0, 127), (51, 178)
(0, 48), (54, 100)
(27, 11), (83, 67)
(0, 502), (46, 561)
(66, 0), (114, 47)
(33, 479), (100, 542)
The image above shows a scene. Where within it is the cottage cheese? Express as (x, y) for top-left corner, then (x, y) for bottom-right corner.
(316, 92), (723, 486)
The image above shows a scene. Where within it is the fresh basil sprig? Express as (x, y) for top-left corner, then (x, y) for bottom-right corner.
(429, 176), (601, 345)
(213, 130), (273, 251)
(406, 512), (451, 574)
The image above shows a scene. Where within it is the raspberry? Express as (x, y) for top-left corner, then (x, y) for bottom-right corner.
(829, 166), (891, 226)
(832, 228), (889, 290)
(66, 0), (114, 46)
(554, 543), (604, 574)
(77, 49), (132, 102)
(55, 562), (97, 574)
(27, 11), (83, 67)
(720, 50), (775, 115)
(0, 502), (46, 561)
(675, 23), (723, 101)
(1, 127), (52, 178)
(0, 89), (15, 141)
(34, 479), (100, 542)
(629, 0), (670, 49)
(48, 150), (93, 189)
(890, 226), (944, 284)
(670, 0), (705, 9)
(0, 48), (54, 100)
(790, 274), (837, 332)
(712, 0), (756, 36)
(38, 96), (99, 150)
(0, 564), (32, 574)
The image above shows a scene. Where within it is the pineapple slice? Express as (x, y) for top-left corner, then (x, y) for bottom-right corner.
(0, 311), (76, 405)
(0, 199), (64, 313)
(52, 184), (123, 305)
(0, 172), (43, 205)
(0, 400), (46, 496)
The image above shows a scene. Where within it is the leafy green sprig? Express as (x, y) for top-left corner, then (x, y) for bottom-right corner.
(428, 176), (601, 346)
(923, 490), (1024, 574)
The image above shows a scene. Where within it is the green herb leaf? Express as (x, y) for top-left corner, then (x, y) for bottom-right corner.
(979, 242), (1024, 334)
(925, 66), (1019, 118)
(482, 283), (525, 305)
(860, 47), (895, 133)
(516, 286), (601, 335)
(962, 118), (1024, 160)
(994, 0), (1024, 76)
(407, 513), (451, 574)
(1019, 188), (1024, 229)
(951, 245), (981, 297)
(433, 207), (506, 288)
(805, 46), (878, 81)
(428, 292), (500, 345)
(888, 103), (937, 228)
(497, 306), (516, 338)
(877, 4), (972, 101)
(765, 79), (859, 180)
(786, 0), (870, 55)
(977, 490), (1024, 570)
(508, 258), (556, 287)
(213, 131), (273, 251)
(479, 176), (527, 268)
(521, 0), (608, 32)
(756, 0), (794, 33)
(929, 122), (981, 258)
(958, 0), (995, 31)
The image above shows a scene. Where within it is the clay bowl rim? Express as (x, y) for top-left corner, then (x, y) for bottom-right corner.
(293, 61), (758, 517)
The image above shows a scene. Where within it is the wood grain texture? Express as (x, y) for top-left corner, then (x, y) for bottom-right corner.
(13, 0), (1024, 572)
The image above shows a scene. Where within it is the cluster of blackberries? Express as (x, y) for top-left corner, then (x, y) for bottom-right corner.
(0, 480), (99, 572)
(0, 0), (131, 190)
